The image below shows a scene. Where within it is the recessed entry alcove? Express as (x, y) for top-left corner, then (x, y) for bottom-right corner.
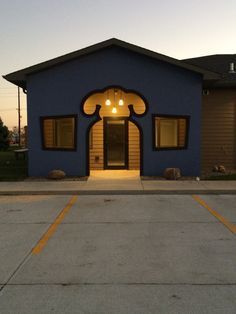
(83, 87), (146, 172)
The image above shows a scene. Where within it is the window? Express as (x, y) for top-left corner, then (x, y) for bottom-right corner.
(41, 115), (76, 150)
(153, 115), (189, 150)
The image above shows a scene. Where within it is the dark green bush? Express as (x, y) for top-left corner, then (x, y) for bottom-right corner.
(0, 118), (9, 150)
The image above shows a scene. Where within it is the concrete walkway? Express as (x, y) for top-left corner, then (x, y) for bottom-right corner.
(0, 170), (236, 195)
(86, 170), (143, 190)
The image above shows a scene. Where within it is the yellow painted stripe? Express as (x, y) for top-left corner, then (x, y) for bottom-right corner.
(32, 195), (78, 255)
(192, 195), (236, 234)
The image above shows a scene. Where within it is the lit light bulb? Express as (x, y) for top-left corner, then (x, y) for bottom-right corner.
(118, 99), (124, 106)
(112, 107), (117, 114)
(105, 99), (111, 106)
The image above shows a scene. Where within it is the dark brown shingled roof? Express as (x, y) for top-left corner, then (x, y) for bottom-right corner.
(3, 38), (219, 90)
(183, 54), (236, 88)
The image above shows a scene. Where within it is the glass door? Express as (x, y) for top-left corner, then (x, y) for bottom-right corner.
(104, 118), (128, 169)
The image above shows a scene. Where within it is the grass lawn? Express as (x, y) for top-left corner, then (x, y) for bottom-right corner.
(0, 149), (28, 181)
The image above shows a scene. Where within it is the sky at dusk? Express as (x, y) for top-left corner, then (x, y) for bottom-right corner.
(0, 0), (235, 129)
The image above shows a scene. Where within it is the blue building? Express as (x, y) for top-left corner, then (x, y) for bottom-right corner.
(4, 38), (226, 177)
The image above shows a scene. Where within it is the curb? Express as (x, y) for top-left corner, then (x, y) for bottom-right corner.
(0, 190), (236, 196)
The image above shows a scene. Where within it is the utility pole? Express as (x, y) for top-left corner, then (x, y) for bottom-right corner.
(17, 86), (21, 147)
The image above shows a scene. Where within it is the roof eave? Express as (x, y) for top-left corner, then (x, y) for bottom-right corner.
(3, 38), (220, 87)
(2, 75), (26, 89)
(203, 80), (236, 88)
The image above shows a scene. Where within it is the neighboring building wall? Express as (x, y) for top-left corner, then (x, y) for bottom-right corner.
(202, 89), (236, 171)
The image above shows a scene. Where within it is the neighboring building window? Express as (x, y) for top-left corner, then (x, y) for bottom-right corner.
(153, 115), (189, 149)
(41, 115), (76, 150)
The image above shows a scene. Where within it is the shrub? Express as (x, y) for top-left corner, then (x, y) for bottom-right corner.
(0, 117), (10, 150)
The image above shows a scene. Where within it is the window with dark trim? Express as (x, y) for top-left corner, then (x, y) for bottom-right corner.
(41, 115), (77, 150)
(153, 115), (189, 150)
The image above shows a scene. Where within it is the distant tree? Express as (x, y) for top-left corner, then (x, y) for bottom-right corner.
(9, 126), (19, 144)
(0, 117), (9, 150)
(8, 126), (27, 146)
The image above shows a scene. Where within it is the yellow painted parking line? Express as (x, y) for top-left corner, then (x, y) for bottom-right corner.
(32, 195), (78, 255)
(192, 195), (236, 235)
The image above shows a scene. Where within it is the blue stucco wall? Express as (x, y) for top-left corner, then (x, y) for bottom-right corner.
(27, 46), (202, 176)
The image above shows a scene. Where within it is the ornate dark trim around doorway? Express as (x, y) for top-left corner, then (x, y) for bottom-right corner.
(81, 86), (148, 176)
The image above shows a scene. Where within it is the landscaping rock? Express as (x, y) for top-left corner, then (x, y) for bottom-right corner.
(218, 165), (226, 173)
(212, 164), (226, 173)
(48, 169), (66, 180)
(212, 165), (219, 172)
(163, 168), (181, 180)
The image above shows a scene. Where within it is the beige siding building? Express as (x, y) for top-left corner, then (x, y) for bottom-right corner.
(184, 55), (236, 173)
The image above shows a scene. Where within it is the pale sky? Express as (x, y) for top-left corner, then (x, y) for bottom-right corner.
(0, 0), (235, 129)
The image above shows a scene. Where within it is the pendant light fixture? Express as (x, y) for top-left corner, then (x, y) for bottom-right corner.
(118, 90), (124, 106)
(111, 89), (118, 114)
(105, 90), (111, 106)
(105, 99), (111, 106)
(118, 99), (124, 106)
(112, 107), (117, 114)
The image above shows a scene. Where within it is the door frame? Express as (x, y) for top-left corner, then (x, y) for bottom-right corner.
(103, 116), (129, 170)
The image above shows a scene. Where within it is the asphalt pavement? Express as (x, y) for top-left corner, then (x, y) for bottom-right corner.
(0, 194), (235, 313)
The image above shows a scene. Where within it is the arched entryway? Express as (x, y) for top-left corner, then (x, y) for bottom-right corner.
(89, 118), (140, 171)
(83, 87), (147, 175)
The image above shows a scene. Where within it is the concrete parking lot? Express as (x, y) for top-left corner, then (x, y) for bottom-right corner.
(0, 194), (235, 313)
